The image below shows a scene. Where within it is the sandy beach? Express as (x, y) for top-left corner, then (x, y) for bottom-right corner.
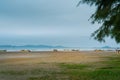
(0, 51), (119, 80)
(0, 51), (116, 64)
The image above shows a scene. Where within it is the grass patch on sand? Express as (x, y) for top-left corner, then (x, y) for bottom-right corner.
(0, 70), (26, 75)
(59, 63), (88, 69)
(57, 55), (120, 80)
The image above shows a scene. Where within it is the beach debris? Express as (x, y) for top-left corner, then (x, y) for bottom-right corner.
(94, 49), (104, 52)
(0, 50), (7, 52)
(116, 48), (120, 54)
(64, 49), (70, 51)
(53, 49), (58, 52)
(71, 49), (79, 52)
(20, 50), (31, 53)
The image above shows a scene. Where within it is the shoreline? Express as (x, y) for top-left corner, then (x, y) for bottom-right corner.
(0, 48), (116, 53)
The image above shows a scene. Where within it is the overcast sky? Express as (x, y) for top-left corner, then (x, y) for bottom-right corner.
(0, 0), (119, 47)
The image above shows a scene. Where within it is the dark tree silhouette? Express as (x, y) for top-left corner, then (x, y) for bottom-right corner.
(78, 0), (120, 43)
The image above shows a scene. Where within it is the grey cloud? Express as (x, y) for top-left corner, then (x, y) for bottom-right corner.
(0, 0), (118, 47)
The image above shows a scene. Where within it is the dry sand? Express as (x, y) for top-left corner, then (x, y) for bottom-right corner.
(0, 51), (116, 65)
